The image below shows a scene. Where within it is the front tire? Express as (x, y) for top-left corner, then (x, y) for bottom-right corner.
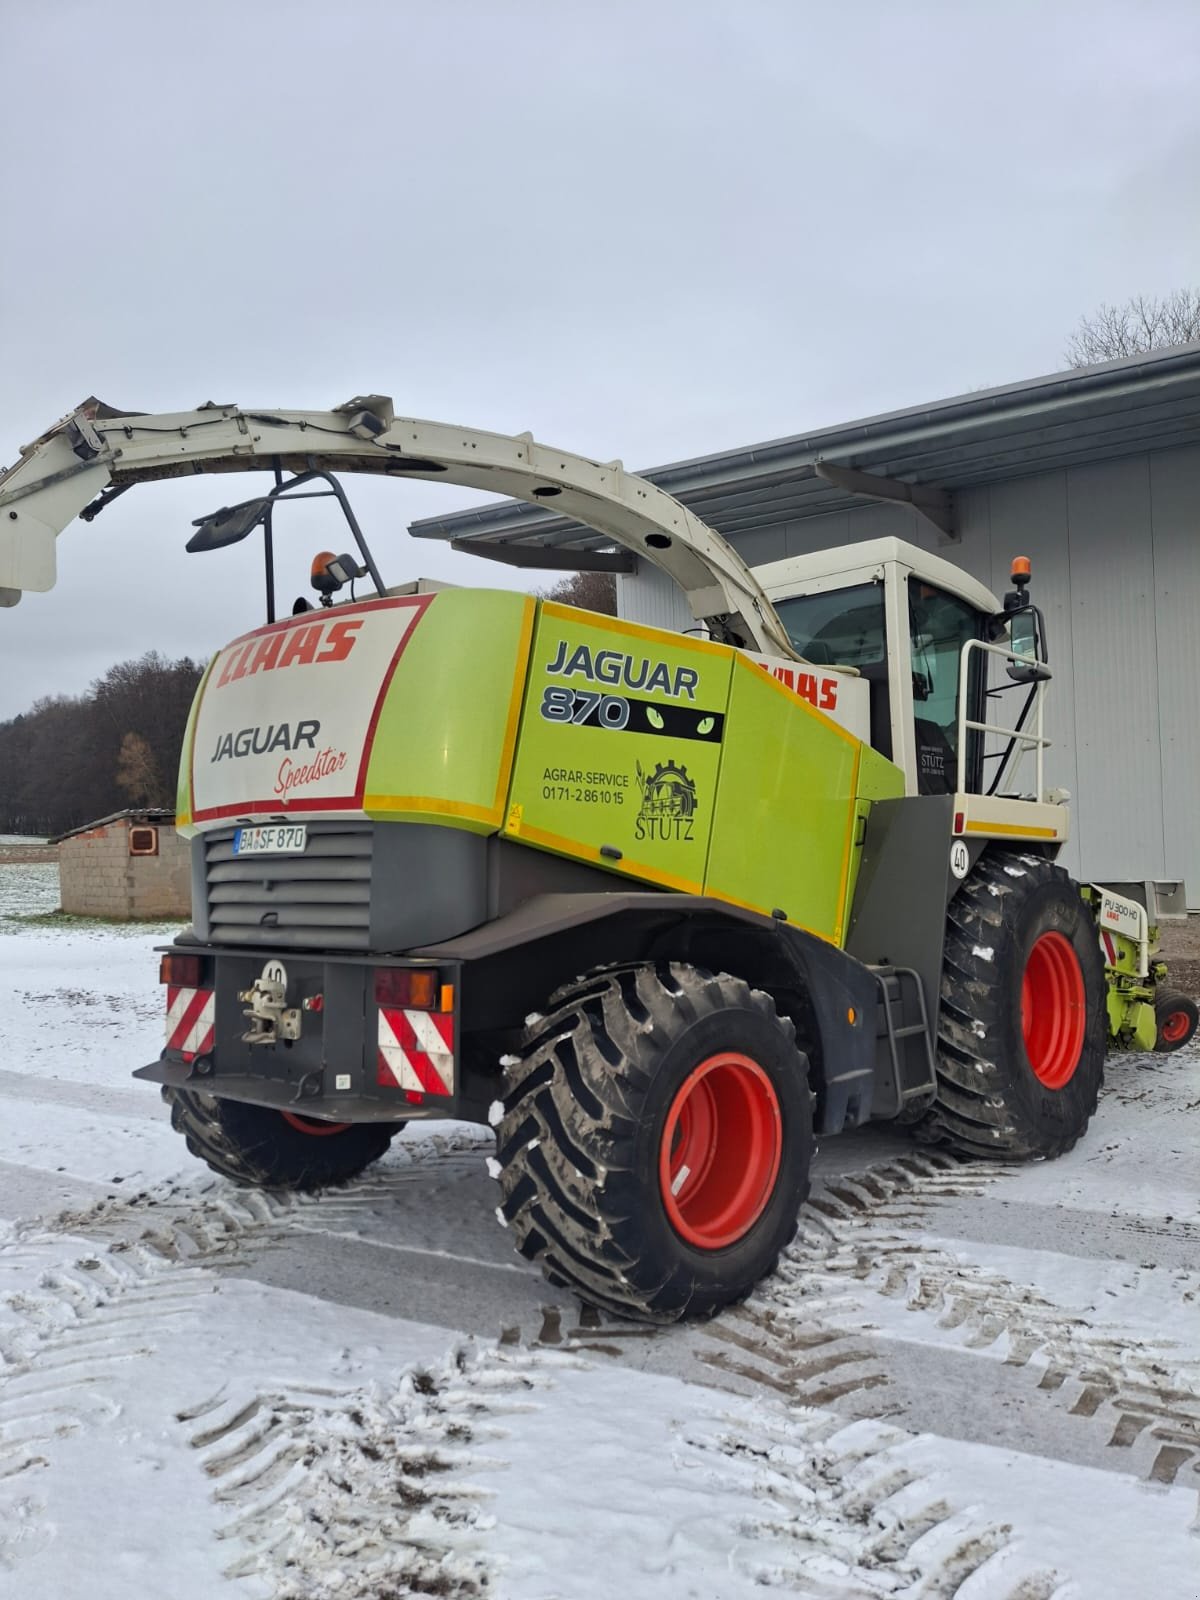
(1154, 990), (1198, 1053)
(164, 1087), (400, 1189)
(494, 964), (813, 1322)
(915, 851), (1105, 1160)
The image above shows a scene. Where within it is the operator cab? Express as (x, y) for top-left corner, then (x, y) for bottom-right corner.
(754, 538), (1048, 801)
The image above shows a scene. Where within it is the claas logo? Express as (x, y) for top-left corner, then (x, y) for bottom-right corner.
(214, 619), (362, 689)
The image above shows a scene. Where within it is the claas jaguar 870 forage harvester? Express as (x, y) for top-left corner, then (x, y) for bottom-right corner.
(1, 396), (1193, 1321)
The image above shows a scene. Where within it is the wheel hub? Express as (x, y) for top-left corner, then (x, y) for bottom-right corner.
(1021, 931), (1086, 1088)
(1160, 1008), (1192, 1044)
(658, 1052), (783, 1250)
(280, 1111), (353, 1137)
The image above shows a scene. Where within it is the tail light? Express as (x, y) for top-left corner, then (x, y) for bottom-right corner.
(374, 967), (440, 1009)
(160, 953), (203, 987)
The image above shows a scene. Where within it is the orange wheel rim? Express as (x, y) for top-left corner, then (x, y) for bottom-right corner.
(1021, 932), (1086, 1088)
(658, 1052), (783, 1250)
(1160, 1009), (1192, 1044)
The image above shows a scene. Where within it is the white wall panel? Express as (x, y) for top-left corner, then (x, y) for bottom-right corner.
(1064, 457), (1164, 879)
(1149, 445), (1200, 897)
(615, 559), (691, 632)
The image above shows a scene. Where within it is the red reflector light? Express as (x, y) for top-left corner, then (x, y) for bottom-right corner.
(953, 812), (965, 835)
(160, 953), (203, 986)
(374, 967), (439, 1009)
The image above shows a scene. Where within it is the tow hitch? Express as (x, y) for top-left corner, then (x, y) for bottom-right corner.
(239, 959), (302, 1045)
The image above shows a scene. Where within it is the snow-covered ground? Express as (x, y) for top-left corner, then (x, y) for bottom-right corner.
(1, 860), (1197, 1599)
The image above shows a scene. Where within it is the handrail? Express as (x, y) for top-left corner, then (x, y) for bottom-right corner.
(955, 637), (1050, 797)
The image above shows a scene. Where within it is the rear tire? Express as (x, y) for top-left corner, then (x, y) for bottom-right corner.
(1154, 990), (1198, 1053)
(914, 851), (1105, 1160)
(164, 1087), (400, 1189)
(494, 963), (813, 1323)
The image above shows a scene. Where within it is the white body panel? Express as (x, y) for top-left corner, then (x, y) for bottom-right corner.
(1092, 884), (1150, 977)
(0, 504), (57, 605)
(754, 537), (1002, 617)
(190, 598), (425, 825)
(742, 651), (870, 742)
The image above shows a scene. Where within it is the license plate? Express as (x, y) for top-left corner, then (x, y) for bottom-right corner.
(233, 824), (308, 856)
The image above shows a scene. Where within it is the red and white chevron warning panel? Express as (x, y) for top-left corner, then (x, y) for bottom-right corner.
(166, 986), (216, 1061)
(377, 1007), (455, 1101)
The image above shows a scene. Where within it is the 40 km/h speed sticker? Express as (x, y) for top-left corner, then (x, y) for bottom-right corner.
(950, 840), (971, 879)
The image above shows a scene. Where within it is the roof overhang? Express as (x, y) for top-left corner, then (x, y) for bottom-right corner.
(411, 341), (1200, 559)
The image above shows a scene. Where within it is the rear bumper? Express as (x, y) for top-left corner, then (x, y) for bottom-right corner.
(142, 943), (466, 1124)
(134, 1056), (418, 1123)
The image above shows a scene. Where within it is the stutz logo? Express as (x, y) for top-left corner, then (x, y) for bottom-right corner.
(635, 759), (698, 842)
(214, 618), (363, 689)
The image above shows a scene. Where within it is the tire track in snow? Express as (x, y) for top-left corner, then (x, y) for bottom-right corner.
(689, 1411), (1072, 1599)
(186, 1326), (1074, 1600)
(0, 1216), (244, 1483)
(492, 1310), (1073, 1600)
(1, 1130), (1191, 1593)
(37, 1125), (495, 1248)
(696, 1152), (996, 1419)
(0, 1142), (501, 1589)
(178, 1342), (557, 1597)
(0, 1135), (501, 1497)
(696, 1150), (1200, 1488)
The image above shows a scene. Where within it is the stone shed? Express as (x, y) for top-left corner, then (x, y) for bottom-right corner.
(53, 810), (190, 919)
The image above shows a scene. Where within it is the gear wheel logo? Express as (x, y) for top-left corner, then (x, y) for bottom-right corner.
(635, 759), (698, 841)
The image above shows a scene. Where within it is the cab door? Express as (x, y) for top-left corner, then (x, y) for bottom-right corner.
(761, 561), (985, 798)
(907, 579), (985, 795)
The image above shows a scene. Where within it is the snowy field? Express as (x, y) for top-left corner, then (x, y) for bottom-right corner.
(0, 860), (1197, 1600)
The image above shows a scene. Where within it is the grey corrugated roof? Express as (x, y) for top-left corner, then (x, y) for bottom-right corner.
(409, 342), (1200, 553)
(51, 808), (175, 845)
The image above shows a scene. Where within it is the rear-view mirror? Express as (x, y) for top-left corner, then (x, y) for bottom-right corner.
(1006, 606), (1048, 683)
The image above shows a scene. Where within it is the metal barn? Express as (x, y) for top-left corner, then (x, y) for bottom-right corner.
(413, 345), (1200, 906)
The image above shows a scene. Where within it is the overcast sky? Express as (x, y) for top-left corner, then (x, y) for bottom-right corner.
(1, 0), (1198, 718)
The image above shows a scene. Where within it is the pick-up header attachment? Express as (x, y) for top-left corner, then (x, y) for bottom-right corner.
(0, 395), (799, 658)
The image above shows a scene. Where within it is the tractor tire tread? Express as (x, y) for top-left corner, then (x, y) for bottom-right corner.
(912, 852), (1105, 1162)
(1153, 989), (1199, 1053)
(163, 1086), (396, 1190)
(495, 963), (808, 1322)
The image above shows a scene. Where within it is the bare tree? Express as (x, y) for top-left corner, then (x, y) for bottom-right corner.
(538, 570), (618, 616)
(116, 731), (162, 805)
(1065, 288), (1200, 368)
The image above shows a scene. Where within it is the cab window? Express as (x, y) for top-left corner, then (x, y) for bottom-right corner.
(773, 582), (885, 669)
(909, 581), (982, 794)
(773, 582), (892, 756)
